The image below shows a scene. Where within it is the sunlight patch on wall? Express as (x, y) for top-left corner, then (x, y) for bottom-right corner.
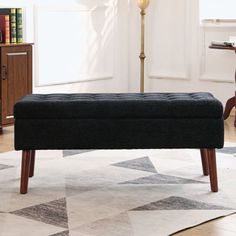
(35, 0), (116, 86)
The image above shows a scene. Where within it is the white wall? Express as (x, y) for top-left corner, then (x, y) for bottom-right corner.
(1, 0), (129, 93)
(129, 0), (236, 106)
(1, 0), (235, 105)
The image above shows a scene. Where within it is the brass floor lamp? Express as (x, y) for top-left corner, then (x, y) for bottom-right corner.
(136, 0), (150, 93)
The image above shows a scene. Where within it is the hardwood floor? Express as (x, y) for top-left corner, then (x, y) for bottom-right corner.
(0, 125), (14, 153)
(0, 116), (236, 235)
(224, 116), (236, 143)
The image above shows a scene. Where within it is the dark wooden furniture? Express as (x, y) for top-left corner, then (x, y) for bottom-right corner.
(0, 43), (33, 132)
(14, 93), (224, 194)
(209, 45), (236, 127)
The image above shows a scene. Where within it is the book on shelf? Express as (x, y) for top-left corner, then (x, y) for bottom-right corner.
(0, 15), (10, 44)
(0, 8), (23, 44)
(11, 8), (17, 43)
(16, 8), (23, 43)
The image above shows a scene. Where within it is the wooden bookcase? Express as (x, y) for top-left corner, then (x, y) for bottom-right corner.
(0, 43), (33, 131)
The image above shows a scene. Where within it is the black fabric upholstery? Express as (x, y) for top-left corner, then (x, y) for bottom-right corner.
(15, 118), (224, 150)
(14, 93), (223, 119)
(14, 93), (224, 150)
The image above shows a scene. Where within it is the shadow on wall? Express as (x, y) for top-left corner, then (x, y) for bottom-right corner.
(82, 1), (115, 80)
(35, 0), (116, 88)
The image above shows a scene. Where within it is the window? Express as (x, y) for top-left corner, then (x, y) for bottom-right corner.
(200, 0), (236, 20)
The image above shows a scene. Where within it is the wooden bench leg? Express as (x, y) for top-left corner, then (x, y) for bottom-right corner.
(29, 150), (35, 178)
(200, 149), (209, 176)
(207, 149), (218, 192)
(20, 150), (31, 194)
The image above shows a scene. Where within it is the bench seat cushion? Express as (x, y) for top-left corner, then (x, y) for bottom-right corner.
(14, 93), (224, 150)
(14, 93), (223, 119)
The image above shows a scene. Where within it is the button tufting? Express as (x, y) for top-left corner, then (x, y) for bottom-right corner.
(14, 93), (223, 119)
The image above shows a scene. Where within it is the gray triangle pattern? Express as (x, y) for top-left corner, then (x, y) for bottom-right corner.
(120, 173), (205, 185)
(217, 147), (236, 155)
(76, 213), (133, 236)
(11, 198), (68, 228)
(49, 230), (69, 236)
(112, 156), (157, 173)
(63, 149), (95, 157)
(0, 164), (13, 170)
(131, 196), (233, 211)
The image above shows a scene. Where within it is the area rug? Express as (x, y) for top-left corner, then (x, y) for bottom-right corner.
(0, 144), (236, 236)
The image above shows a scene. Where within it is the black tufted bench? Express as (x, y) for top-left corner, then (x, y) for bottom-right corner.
(14, 93), (224, 194)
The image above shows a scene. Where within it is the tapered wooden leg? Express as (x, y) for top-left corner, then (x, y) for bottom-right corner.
(207, 149), (218, 192)
(200, 149), (209, 176)
(20, 150), (31, 194)
(29, 150), (35, 178)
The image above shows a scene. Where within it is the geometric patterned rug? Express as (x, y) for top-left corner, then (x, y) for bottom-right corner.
(0, 144), (236, 236)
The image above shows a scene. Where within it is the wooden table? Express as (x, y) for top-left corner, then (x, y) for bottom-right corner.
(209, 45), (236, 127)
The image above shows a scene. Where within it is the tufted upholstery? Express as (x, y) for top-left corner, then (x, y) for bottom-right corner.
(14, 93), (223, 119)
(14, 93), (224, 150)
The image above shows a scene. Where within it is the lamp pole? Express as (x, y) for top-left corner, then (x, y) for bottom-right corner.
(136, 0), (150, 93)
